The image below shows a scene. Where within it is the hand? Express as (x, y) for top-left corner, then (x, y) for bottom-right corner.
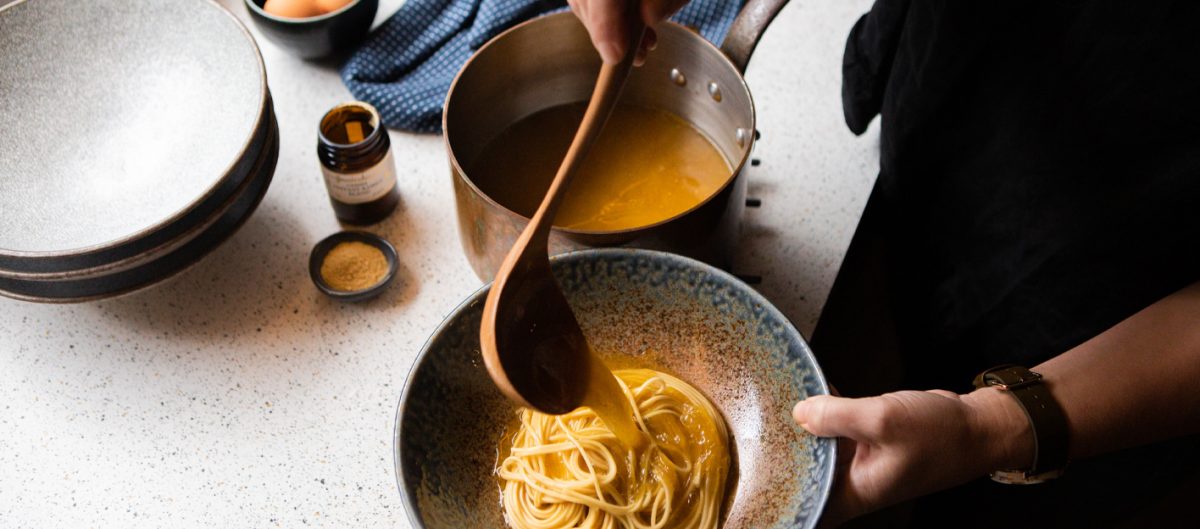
(792, 389), (1033, 527)
(567, 0), (690, 65)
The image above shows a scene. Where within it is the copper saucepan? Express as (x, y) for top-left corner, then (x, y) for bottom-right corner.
(443, 0), (789, 280)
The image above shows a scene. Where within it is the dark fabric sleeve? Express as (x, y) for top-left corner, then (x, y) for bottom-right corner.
(841, 0), (910, 135)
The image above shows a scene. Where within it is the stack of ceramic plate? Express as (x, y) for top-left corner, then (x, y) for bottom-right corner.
(0, 0), (279, 302)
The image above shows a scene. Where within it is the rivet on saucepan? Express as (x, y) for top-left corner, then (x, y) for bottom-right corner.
(708, 82), (722, 102)
(670, 68), (687, 86)
(736, 128), (748, 147)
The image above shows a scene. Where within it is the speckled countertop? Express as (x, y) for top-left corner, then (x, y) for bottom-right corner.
(0, 0), (877, 526)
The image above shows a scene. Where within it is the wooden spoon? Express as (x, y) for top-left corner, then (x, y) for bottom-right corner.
(480, 19), (647, 415)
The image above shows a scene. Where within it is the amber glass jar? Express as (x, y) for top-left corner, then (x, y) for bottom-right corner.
(317, 102), (399, 225)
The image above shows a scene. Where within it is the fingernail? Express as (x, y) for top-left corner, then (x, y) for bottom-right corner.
(598, 42), (621, 64)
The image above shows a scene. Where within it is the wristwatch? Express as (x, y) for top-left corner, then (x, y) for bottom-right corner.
(972, 364), (1069, 484)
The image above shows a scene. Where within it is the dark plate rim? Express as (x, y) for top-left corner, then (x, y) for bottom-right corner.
(0, 111), (280, 303)
(0, 95), (276, 277)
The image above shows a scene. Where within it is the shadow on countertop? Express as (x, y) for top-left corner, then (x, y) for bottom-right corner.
(85, 193), (422, 349)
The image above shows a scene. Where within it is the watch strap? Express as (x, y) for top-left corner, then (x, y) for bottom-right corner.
(973, 365), (1069, 483)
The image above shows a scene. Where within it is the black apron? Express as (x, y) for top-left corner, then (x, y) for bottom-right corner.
(814, 1), (1200, 526)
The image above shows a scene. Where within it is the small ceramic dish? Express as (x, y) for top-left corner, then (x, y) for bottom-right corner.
(308, 231), (397, 302)
(244, 0), (378, 59)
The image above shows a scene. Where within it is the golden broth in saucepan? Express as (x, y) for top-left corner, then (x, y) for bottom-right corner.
(467, 103), (732, 231)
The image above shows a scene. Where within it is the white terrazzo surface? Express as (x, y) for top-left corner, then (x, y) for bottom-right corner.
(0, 0), (878, 526)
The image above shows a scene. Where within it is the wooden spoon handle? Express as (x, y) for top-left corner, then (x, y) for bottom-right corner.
(522, 18), (648, 251)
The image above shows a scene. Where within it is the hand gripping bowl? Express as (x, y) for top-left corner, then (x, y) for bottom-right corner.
(396, 250), (835, 529)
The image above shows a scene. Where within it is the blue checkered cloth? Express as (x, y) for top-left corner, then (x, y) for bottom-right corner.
(341, 0), (744, 133)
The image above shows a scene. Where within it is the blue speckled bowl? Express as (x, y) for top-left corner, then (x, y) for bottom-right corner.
(396, 249), (835, 528)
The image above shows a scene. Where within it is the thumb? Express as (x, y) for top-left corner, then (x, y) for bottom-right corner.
(792, 395), (881, 439)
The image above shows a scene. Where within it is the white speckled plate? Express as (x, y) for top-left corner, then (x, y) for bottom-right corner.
(0, 0), (270, 274)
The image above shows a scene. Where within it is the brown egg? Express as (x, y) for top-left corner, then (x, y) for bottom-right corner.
(314, 0), (355, 13)
(263, 0), (324, 18)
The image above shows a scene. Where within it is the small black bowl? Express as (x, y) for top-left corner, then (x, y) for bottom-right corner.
(244, 0), (378, 59)
(309, 231), (397, 302)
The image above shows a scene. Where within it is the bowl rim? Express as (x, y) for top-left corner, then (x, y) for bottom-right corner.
(244, 0), (364, 25)
(393, 248), (836, 529)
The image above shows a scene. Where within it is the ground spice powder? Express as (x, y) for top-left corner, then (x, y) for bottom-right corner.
(320, 241), (388, 291)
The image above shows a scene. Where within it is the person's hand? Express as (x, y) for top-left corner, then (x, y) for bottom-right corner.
(792, 389), (1034, 527)
(567, 0), (690, 65)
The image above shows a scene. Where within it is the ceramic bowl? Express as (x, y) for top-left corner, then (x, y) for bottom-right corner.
(0, 0), (276, 302)
(396, 249), (835, 529)
(244, 0), (377, 59)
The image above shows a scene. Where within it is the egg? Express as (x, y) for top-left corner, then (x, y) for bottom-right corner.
(263, 0), (324, 18)
(314, 0), (355, 13)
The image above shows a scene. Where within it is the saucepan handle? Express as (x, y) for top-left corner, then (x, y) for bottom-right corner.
(719, 0), (792, 73)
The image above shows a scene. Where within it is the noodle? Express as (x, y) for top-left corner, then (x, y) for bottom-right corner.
(497, 369), (731, 529)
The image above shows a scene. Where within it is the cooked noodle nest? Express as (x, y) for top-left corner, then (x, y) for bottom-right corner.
(497, 368), (731, 529)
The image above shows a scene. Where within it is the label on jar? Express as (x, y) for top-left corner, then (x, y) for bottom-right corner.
(321, 150), (397, 204)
